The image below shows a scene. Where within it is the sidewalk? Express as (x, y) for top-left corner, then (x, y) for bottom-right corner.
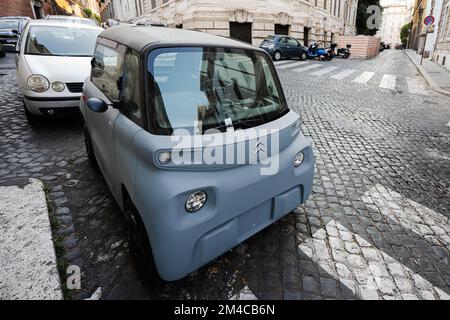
(0, 178), (63, 300)
(405, 49), (450, 96)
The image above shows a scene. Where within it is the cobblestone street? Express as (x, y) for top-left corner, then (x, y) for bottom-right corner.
(0, 49), (449, 300)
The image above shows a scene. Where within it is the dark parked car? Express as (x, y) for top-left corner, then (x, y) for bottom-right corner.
(260, 35), (308, 61)
(0, 16), (30, 57)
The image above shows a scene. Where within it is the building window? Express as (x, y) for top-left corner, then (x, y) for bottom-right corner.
(229, 22), (252, 44)
(151, 0), (156, 9)
(324, 0), (327, 10)
(274, 24), (289, 35)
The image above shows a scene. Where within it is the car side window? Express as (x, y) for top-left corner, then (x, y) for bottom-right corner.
(120, 48), (142, 125)
(91, 39), (125, 101)
(287, 38), (299, 46)
(278, 37), (287, 44)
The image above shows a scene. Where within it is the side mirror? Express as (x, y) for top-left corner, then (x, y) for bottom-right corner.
(90, 57), (95, 68)
(87, 98), (109, 113)
(1, 44), (19, 54)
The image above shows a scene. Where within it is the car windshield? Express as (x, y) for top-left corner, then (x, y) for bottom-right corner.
(148, 47), (288, 135)
(264, 35), (275, 41)
(47, 17), (98, 26)
(0, 20), (19, 30)
(25, 26), (101, 56)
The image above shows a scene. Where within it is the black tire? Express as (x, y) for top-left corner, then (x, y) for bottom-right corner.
(83, 124), (99, 170)
(300, 52), (307, 61)
(0, 51), (6, 58)
(23, 101), (37, 124)
(273, 51), (282, 61)
(123, 196), (160, 286)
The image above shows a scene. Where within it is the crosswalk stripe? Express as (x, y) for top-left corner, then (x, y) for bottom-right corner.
(293, 64), (321, 73)
(379, 74), (396, 90)
(352, 71), (376, 84)
(310, 66), (339, 76)
(273, 60), (295, 66)
(406, 77), (429, 95)
(277, 61), (309, 69)
(330, 69), (356, 80)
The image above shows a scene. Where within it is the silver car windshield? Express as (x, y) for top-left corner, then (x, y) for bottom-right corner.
(148, 47), (288, 135)
(25, 26), (101, 57)
(0, 20), (19, 30)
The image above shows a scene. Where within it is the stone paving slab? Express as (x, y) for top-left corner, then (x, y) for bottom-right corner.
(0, 178), (62, 300)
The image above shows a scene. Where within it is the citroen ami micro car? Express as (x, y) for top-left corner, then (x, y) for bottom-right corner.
(80, 25), (314, 283)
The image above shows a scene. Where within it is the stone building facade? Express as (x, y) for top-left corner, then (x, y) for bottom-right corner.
(378, 0), (413, 46)
(434, 0), (450, 70)
(116, 0), (359, 47)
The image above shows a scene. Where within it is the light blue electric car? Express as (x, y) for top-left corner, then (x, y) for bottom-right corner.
(80, 25), (315, 283)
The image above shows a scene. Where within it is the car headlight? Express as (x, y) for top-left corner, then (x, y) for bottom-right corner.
(294, 151), (304, 167)
(268, 43), (275, 49)
(185, 191), (207, 213)
(27, 75), (49, 92)
(52, 81), (65, 92)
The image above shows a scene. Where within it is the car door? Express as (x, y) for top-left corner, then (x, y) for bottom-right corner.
(277, 37), (289, 57)
(113, 48), (145, 201)
(286, 37), (301, 57)
(85, 38), (125, 192)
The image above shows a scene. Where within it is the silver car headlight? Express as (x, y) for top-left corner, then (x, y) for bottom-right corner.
(27, 75), (49, 92)
(185, 191), (207, 213)
(294, 151), (304, 167)
(52, 81), (65, 92)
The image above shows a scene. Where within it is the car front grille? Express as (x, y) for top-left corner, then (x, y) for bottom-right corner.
(66, 82), (84, 93)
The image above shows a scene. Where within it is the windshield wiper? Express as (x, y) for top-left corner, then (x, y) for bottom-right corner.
(203, 118), (263, 134)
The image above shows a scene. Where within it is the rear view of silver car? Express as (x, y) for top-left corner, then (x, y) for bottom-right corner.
(80, 25), (314, 283)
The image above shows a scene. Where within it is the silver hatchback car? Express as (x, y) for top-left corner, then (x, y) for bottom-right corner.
(80, 25), (315, 283)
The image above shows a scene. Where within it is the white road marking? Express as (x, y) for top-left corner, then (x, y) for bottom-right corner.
(330, 69), (356, 80)
(229, 285), (258, 300)
(277, 61), (309, 69)
(447, 122), (450, 127)
(273, 60), (296, 66)
(310, 66), (339, 76)
(406, 77), (430, 95)
(379, 74), (397, 90)
(293, 63), (321, 73)
(295, 184), (450, 300)
(352, 71), (376, 84)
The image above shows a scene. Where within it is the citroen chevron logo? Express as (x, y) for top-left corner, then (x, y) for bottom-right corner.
(252, 140), (266, 157)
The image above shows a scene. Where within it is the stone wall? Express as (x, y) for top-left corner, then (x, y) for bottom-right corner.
(139, 0), (358, 47)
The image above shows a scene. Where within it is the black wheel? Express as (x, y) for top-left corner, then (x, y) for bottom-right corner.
(83, 124), (99, 170)
(300, 52), (307, 61)
(0, 51), (5, 58)
(23, 101), (37, 123)
(273, 51), (282, 61)
(123, 196), (160, 286)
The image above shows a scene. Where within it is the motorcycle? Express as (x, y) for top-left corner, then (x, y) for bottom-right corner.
(330, 43), (351, 59)
(307, 43), (333, 61)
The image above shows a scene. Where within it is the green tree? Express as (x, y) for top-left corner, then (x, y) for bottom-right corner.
(400, 23), (411, 45)
(356, 0), (381, 35)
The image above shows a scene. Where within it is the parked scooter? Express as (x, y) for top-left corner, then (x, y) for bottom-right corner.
(330, 43), (351, 59)
(307, 43), (333, 61)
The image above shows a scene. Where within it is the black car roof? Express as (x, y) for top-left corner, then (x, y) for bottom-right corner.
(100, 24), (257, 53)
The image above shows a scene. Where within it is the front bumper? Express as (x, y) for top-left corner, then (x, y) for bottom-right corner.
(23, 95), (81, 116)
(134, 130), (315, 281)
